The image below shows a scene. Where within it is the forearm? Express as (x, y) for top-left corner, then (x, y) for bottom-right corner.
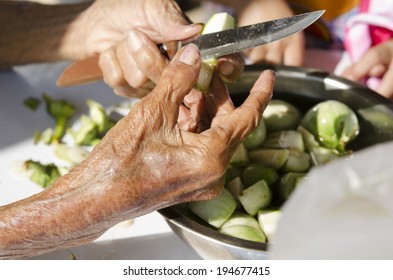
(0, 150), (128, 259)
(0, 1), (92, 68)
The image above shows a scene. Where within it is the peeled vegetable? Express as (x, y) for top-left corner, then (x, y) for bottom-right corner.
(301, 100), (359, 152)
(196, 12), (236, 92)
(263, 99), (302, 132)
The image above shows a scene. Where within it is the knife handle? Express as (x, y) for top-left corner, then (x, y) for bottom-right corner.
(56, 41), (180, 87)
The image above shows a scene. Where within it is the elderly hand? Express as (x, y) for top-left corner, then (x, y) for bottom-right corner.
(75, 0), (244, 98)
(341, 39), (393, 100)
(0, 44), (273, 259)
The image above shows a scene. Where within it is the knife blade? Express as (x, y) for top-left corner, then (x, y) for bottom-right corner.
(57, 10), (324, 87)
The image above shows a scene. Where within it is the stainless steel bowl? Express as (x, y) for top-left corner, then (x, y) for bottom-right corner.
(158, 65), (393, 260)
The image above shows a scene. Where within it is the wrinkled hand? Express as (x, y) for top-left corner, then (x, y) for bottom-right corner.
(341, 39), (393, 100)
(78, 0), (244, 98)
(86, 44), (273, 212)
(0, 44), (273, 259)
(236, 0), (305, 66)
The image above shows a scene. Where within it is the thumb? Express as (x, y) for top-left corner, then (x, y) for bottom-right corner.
(151, 44), (201, 126)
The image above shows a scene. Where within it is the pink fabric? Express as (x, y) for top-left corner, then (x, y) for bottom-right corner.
(342, 0), (393, 91)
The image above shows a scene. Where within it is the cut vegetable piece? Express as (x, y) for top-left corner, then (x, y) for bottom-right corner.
(248, 148), (289, 170)
(24, 160), (61, 188)
(301, 100), (359, 152)
(263, 99), (302, 132)
(34, 127), (53, 145)
(238, 180), (271, 216)
(258, 210), (281, 242)
(221, 211), (261, 231)
(196, 12), (236, 92)
(188, 188), (237, 228)
(297, 125), (320, 152)
(219, 225), (267, 243)
(279, 172), (306, 201)
(282, 149), (311, 172)
(69, 115), (99, 146)
(229, 143), (249, 167)
(243, 119), (266, 150)
(226, 177), (245, 199)
(87, 99), (111, 134)
(310, 146), (340, 166)
(53, 144), (89, 165)
(225, 165), (242, 183)
(23, 97), (41, 111)
(42, 94), (75, 144)
(263, 130), (304, 152)
(242, 163), (278, 186)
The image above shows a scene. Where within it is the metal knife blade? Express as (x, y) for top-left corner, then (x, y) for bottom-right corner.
(57, 10), (324, 87)
(195, 10), (324, 60)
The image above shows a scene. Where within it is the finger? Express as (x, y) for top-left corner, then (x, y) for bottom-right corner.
(113, 83), (153, 99)
(160, 23), (203, 42)
(127, 30), (169, 85)
(283, 36), (305, 66)
(377, 66), (393, 100)
(247, 46), (267, 64)
(369, 63), (387, 77)
(150, 44), (201, 126)
(205, 72), (235, 124)
(263, 44), (284, 64)
(206, 70), (274, 145)
(216, 53), (245, 82)
(343, 47), (387, 81)
(99, 46), (130, 89)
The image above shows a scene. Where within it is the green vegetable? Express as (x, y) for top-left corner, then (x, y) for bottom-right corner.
(24, 160), (62, 188)
(42, 94), (75, 144)
(263, 130), (304, 152)
(69, 115), (99, 146)
(282, 149), (311, 172)
(229, 143), (249, 167)
(242, 163), (278, 186)
(196, 12), (236, 92)
(248, 148), (290, 170)
(226, 177), (244, 200)
(243, 119), (266, 150)
(225, 165), (242, 183)
(188, 188), (237, 228)
(86, 99), (115, 134)
(53, 144), (89, 165)
(279, 172), (306, 200)
(263, 99), (302, 132)
(69, 100), (115, 146)
(309, 146), (341, 166)
(238, 180), (272, 216)
(301, 100), (359, 152)
(221, 211), (261, 231)
(219, 225), (267, 242)
(23, 97), (41, 111)
(297, 125), (320, 152)
(257, 210), (281, 242)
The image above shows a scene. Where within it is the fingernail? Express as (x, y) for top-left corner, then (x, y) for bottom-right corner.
(179, 44), (199, 66)
(127, 30), (143, 52)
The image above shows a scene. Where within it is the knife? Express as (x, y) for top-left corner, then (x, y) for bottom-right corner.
(56, 10), (324, 87)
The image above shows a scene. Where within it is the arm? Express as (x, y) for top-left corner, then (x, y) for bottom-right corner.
(0, 1), (91, 68)
(0, 44), (274, 259)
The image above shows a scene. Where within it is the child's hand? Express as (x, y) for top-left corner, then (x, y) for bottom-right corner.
(342, 39), (393, 100)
